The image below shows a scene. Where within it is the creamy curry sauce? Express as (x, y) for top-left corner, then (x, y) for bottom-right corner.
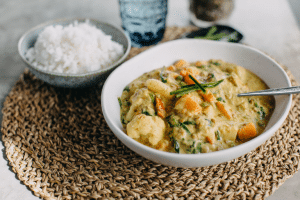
(118, 59), (275, 154)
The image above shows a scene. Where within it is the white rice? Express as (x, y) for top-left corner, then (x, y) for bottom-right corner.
(25, 20), (124, 74)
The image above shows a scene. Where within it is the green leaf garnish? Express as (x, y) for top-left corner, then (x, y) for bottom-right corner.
(118, 97), (122, 108)
(212, 62), (221, 66)
(196, 143), (202, 153)
(195, 26), (227, 41)
(160, 66), (167, 83)
(201, 79), (224, 88)
(183, 121), (196, 125)
(215, 130), (221, 140)
(194, 26), (238, 42)
(201, 102), (210, 107)
(149, 93), (155, 103)
(176, 75), (183, 81)
(180, 123), (191, 135)
(142, 110), (151, 116)
(170, 78), (224, 98)
(257, 106), (266, 119)
(166, 115), (180, 127)
(217, 97), (225, 103)
(123, 86), (130, 92)
(188, 75), (206, 93)
(171, 137), (180, 153)
(205, 119), (212, 126)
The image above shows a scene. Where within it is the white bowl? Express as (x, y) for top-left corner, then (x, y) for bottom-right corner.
(101, 39), (292, 168)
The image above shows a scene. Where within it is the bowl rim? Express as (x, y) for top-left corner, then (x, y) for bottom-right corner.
(17, 18), (131, 77)
(101, 38), (292, 164)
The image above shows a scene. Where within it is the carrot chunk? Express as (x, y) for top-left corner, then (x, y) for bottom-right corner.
(185, 67), (200, 76)
(206, 136), (215, 145)
(237, 123), (257, 141)
(184, 95), (202, 114)
(199, 91), (216, 102)
(174, 59), (187, 68)
(195, 61), (204, 67)
(167, 65), (175, 71)
(155, 97), (166, 118)
(180, 70), (196, 85)
(216, 101), (231, 119)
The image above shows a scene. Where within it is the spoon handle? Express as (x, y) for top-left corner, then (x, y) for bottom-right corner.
(238, 86), (300, 97)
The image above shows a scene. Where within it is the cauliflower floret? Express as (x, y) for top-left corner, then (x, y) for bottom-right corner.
(219, 124), (238, 141)
(175, 93), (202, 116)
(125, 88), (155, 122)
(146, 79), (173, 99)
(127, 114), (165, 146)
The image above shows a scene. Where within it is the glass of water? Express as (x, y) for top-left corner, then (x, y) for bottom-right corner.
(119, 0), (168, 48)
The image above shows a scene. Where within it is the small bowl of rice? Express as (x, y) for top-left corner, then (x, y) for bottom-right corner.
(18, 18), (131, 88)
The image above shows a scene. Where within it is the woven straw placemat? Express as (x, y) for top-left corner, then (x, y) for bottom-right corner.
(1, 26), (300, 200)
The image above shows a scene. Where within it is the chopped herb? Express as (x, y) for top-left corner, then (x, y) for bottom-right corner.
(172, 138), (180, 153)
(258, 122), (265, 127)
(217, 97), (225, 103)
(201, 102), (210, 107)
(183, 121), (197, 125)
(197, 65), (206, 69)
(194, 26), (227, 41)
(121, 116), (127, 124)
(176, 75), (183, 81)
(186, 140), (196, 154)
(257, 106), (266, 119)
(167, 116), (193, 134)
(215, 130), (221, 140)
(125, 100), (131, 107)
(179, 81), (187, 87)
(254, 102), (259, 108)
(142, 110), (151, 116)
(160, 66), (167, 83)
(188, 75), (206, 93)
(195, 26), (238, 42)
(123, 86), (130, 92)
(170, 85), (199, 98)
(196, 142), (202, 153)
(149, 93), (155, 103)
(118, 97), (122, 108)
(213, 62), (220, 66)
(229, 141), (235, 147)
(207, 73), (215, 80)
(201, 79), (224, 88)
(191, 141), (197, 154)
(170, 77), (224, 98)
(166, 115), (180, 127)
(205, 119), (212, 126)
(180, 123), (191, 135)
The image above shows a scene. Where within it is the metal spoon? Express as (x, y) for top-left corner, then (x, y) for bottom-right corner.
(238, 86), (300, 97)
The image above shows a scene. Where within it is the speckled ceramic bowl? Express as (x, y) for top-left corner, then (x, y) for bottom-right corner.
(101, 39), (292, 168)
(18, 18), (131, 88)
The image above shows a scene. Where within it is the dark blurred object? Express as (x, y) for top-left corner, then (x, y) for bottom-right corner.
(190, 0), (235, 27)
(182, 25), (243, 43)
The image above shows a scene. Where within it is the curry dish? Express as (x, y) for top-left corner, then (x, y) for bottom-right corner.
(118, 59), (275, 154)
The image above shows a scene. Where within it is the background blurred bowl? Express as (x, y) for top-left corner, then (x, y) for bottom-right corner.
(18, 18), (131, 88)
(101, 39), (292, 168)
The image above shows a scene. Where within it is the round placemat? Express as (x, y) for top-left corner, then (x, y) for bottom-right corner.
(2, 27), (300, 200)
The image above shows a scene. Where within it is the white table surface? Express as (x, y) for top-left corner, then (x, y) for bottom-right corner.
(1, 0), (300, 199)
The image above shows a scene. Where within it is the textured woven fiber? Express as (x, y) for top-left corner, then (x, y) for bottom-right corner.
(1, 27), (300, 200)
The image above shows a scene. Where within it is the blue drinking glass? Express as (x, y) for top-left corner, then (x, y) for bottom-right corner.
(119, 0), (168, 48)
